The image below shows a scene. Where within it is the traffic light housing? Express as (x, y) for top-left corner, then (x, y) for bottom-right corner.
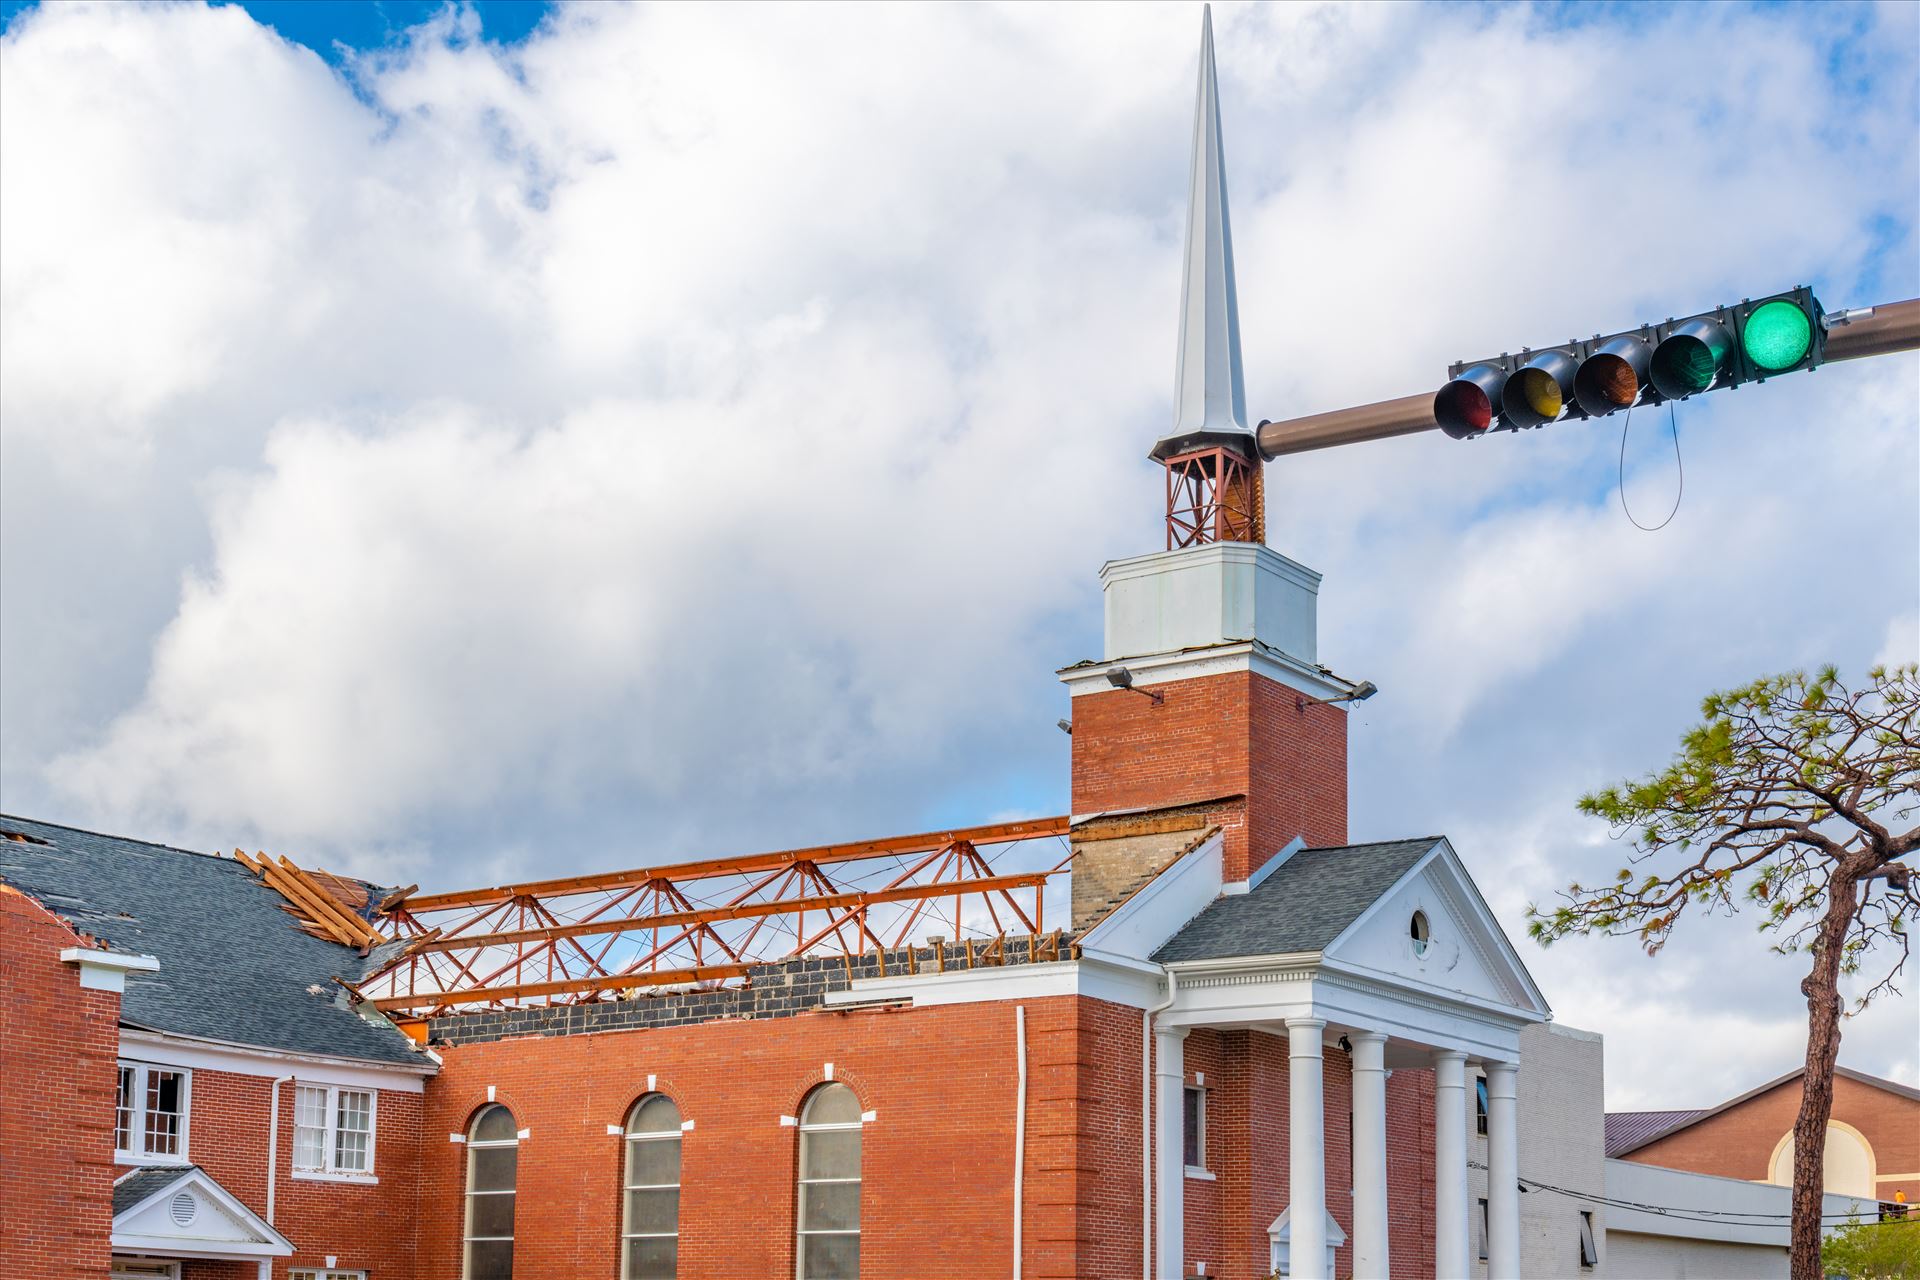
(1434, 286), (1825, 438)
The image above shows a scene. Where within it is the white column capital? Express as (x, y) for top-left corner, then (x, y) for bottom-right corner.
(1156, 1024), (1192, 1043)
(1284, 1015), (1327, 1031)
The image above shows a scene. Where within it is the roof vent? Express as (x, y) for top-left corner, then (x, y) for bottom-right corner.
(169, 1191), (197, 1226)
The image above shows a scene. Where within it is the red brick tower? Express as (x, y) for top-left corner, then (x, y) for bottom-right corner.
(1062, 7), (1358, 889)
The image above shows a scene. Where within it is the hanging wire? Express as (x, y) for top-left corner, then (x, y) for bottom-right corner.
(1618, 397), (1684, 532)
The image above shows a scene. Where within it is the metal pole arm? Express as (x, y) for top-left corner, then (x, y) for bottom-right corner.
(1254, 298), (1920, 458)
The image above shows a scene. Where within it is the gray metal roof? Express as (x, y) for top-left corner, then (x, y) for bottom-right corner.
(0, 815), (425, 1068)
(111, 1164), (197, 1218)
(1604, 1110), (1704, 1157)
(1152, 837), (1441, 963)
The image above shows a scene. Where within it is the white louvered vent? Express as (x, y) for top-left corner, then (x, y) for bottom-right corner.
(168, 1191), (197, 1226)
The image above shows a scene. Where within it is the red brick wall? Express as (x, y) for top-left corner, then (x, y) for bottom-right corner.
(1172, 1030), (1434, 1280)
(174, 1066), (423, 1277)
(1623, 1072), (1920, 1203)
(418, 995), (1110, 1280)
(0, 889), (119, 1280)
(1068, 999), (1147, 1280)
(1070, 671), (1347, 880)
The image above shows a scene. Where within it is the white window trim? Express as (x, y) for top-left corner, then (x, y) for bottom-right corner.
(622, 1096), (683, 1280)
(115, 1059), (192, 1164)
(290, 1271), (368, 1280)
(465, 1107), (519, 1279)
(291, 1081), (379, 1182)
(1184, 1083), (1211, 1178)
(796, 1088), (863, 1280)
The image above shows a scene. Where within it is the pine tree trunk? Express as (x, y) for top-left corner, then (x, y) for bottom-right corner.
(1789, 873), (1858, 1280)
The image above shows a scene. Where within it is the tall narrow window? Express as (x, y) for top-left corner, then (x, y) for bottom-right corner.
(1182, 1085), (1206, 1170)
(623, 1095), (682, 1280)
(1475, 1076), (1490, 1136)
(796, 1083), (861, 1280)
(1578, 1210), (1598, 1269)
(464, 1104), (518, 1280)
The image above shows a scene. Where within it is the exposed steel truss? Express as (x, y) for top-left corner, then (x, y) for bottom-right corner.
(335, 816), (1072, 1015)
(1165, 444), (1263, 548)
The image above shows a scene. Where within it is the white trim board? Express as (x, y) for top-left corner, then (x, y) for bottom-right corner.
(824, 956), (1163, 1011)
(118, 1029), (430, 1093)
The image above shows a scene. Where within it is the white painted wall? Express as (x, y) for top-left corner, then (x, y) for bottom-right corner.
(1100, 543), (1319, 662)
(1466, 1022), (1607, 1280)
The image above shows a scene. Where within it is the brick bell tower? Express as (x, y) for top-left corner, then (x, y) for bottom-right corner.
(1063, 7), (1360, 902)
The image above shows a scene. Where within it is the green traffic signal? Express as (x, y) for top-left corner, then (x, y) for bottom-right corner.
(1742, 299), (1814, 371)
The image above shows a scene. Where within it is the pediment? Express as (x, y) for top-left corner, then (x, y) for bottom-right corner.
(1322, 839), (1549, 1017)
(112, 1166), (293, 1258)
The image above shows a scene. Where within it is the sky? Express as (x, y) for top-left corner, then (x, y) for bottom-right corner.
(1, 0), (1915, 1110)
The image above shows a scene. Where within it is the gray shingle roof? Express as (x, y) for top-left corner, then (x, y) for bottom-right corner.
(0, 815), (425, 1068)
(1152, 837), (1441, 963)
(112, 1164), (197, 1218)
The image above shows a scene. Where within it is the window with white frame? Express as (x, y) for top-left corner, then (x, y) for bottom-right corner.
(1578, 1210), (1599, 1269)
(1475, 1197), (1490, 1262)
(114, 1061), (188, 1159)
(1182, 1084), (1206, 1171)
(465, 1103), (518, 1280)
(1475, 1076), (1490, 1136)
(293, 1083), (376, 1176)
(622, 1093), (682, 1279)
(291, 1271), (367, 1280)
(796, 1083), (861, 1280)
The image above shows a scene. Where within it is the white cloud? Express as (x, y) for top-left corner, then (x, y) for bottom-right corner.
(3, 0), (1915, 1100)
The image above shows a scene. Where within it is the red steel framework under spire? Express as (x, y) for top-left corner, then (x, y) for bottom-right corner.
(305, 816), (1073, 1015)
(1164, 444), (1264, 548)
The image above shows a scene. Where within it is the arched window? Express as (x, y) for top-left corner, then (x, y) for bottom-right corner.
(623, 1095), (682, 1280)
(464, 1104), (518, 1280)
(796, 1083), (861, 1280)
(1768, 1123), (1876, 1198)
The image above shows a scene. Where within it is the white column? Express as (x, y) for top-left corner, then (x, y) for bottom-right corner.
(1287, 1017), (1328, 1280)
(1485, 1060), (1521, 1280)
(1350, 1032), (1389, 1279)
(1154, 1025), (1188, 1280)
(1433, 1050), (1469, 1280)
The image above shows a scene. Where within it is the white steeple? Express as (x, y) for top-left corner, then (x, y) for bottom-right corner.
(1152, 3), (1252, 462)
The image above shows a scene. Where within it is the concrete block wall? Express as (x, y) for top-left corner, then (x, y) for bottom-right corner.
(1467, 1021), (1607, 1279)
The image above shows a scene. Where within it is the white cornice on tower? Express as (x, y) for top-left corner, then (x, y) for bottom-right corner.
(1153, 4), (1253, 463)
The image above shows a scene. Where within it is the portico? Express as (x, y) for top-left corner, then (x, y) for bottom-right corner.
(1073, 824), (1551, 1280)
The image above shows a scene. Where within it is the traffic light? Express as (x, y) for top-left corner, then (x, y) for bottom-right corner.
(1433, 286), (1825, 438)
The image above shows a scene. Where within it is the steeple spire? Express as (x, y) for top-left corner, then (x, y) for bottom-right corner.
(1153, 3), (1251, 463)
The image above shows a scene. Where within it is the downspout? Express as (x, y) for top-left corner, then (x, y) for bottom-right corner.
(1014, 1004), (1027, 1280)
(266, 1074), (294, 1223)
(1143, 969), (1178, 1280)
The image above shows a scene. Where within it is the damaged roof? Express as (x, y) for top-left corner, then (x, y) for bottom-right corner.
(1152, 837), (1441, 963)
(0, 814), (425, 1068)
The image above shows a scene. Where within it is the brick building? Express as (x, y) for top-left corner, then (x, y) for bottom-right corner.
(3, 11), (1588, 1280)
(1607, 1066), (1920, 1206)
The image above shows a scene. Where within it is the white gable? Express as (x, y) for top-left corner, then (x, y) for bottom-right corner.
(1323, 841), (1549, 1017)
(113, 1168), (293, 1259)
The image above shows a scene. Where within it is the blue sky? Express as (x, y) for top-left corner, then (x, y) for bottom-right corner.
(2, 0), (555, 55)
(1, 0), (1914, 1106)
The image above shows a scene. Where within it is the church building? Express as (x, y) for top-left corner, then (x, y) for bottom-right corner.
(4, 12), (1570, 1280)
